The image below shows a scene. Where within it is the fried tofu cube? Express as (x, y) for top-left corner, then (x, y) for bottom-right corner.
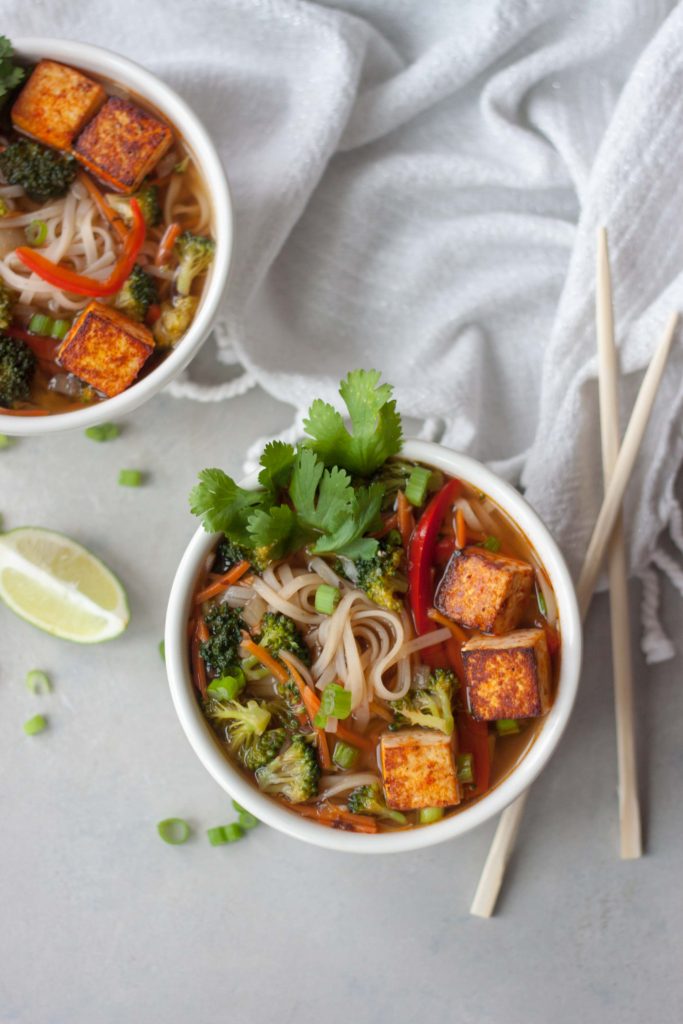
(11, 60), (106, 150)
(380, 729), (460, 811)
(73, 96), (173, 193)
(462, 628), (551, 721)
(434, 546), (534, 634)
(57, 302), (154, 397)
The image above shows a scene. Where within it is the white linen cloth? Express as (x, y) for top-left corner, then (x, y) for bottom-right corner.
(5, 0), (683, 658)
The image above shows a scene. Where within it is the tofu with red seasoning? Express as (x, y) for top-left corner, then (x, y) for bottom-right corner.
(462, 628), (551, 721)
(11, 60), (106, 150)
(74, 96), (172, 193)
(434, 546), (534, 634)
(380, 729), (460, 810)
(57, 301), (154, 397)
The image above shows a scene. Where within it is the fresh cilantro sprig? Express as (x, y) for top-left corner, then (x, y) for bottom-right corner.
(0, 38), (25, 105)
(189, 370), (402, 565)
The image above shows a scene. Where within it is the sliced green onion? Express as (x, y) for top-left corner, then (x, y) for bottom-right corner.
(157, 818), (191, 844)
(241, 655), (271, 681)
(207, 669), (245, 701)
(483, 535), (501, 552)
(51, 318), (70, 340)
(26, 669), (52, 695)
(207, 823), (244, 846)
(85, 422), (120, 442)
(456, 752), (474, 783)
(0, 434), (12, 449)
(28, 313), (52, 335)
(232, 801), (259, 830)
(158, 640), (165, 662)
(23, 714), (47, 736)
(174, 156), (190, 174)
(313, 711), (328, 729)
(315, 584), (340, 615)
(320, 682), (352, 720)
(405, 465), (432, 507)
(25, 219), (47, 246)
(385, 528), (402, 547)
(536, 586), (548, 617)
(496, 718), (521, 736)
(419, 806), (444, 824)
(332, 740), (359, 770)
(118, 468), (143, 487)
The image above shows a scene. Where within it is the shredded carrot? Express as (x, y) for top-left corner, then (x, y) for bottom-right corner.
(282, 655), (375, 752)
(369, 699), (393, 723)
(156, 221), (181, 266)
(455, 508), (467, 550)
(78, 172), (128, 240)
(191, 617), (208, 696)
(316, 730), (332, 770)
(296, 803), (378, 833)
(397, 490), (414, 547)
(0, 407), (49, 416)
(195, 560), (250, 603)
(146, 303), (161, 325)
(240, 634), (289, 685)
(372, 511), (399, 539)
(428, 607), (469, 644)
(428, 607), (468, 678)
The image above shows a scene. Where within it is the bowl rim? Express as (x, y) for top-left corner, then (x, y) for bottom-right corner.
(165, 439), (582, 853)
(0, 36), (233, 436)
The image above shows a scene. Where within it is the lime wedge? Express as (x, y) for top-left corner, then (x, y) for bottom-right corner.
(0, 527), (129, 643)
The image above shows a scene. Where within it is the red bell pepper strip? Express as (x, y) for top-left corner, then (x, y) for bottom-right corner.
(407, 477), (460, 665)
(457, 712), (491, 798)
(15, 198), (145, 298)
(5, 326), (58, 361)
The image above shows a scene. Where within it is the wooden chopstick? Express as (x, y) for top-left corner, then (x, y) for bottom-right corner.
(470, 307), (678, 918)
(596, 227), (642, 859)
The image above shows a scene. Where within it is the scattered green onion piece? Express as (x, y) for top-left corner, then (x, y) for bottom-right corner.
(313, 711), (328, 729)
(157, 818), (191, 844)
(496, 718), (521, 736)
(25, 219), (47, 246)
(231, 801), (259, 830)
(456, 752), (474, 783)
(0, 434), (12, 449)
(483, 535), (501, 552)
(174, 156), (190, 174)
(28, 313), (52, 336)
(385, 529), (403, 547)
(86, 422), (120, 442)
(207, 823), (244, 846)
(23, 714), (47, 736)
(158, 640), (165, 662)
(314, 584), (340, 615)
(118, 469), (142, 487)
(241, 655), (271, 681)
(536, 586), (548, 617)
(332, 740), (359, 770)
(320, 682), (352, 720)
(25, 669), (52, 695)
(207, 669), (246, 701)
(405, 465), (432, 507)
(51, 318), (70, 340)
(419, 806), (444, 824)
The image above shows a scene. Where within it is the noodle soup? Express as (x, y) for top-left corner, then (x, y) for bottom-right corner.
(185, 372), (562, 835)
(0, 42), (215, 417)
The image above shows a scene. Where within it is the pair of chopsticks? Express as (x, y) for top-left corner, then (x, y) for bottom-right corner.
(470, 230), (679, 918)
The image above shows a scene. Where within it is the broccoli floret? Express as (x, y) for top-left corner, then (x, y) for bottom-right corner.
(0, 335), (36, 407)
(255, 733), (320, 803)
(391, 668), (455, 736)
(0, 139), (76, 202)
(114, 264), (157, 322)
(256, 611), (310, 666)
(105, 183), (161, 228)
(241, 727), (286, 771)
(213, 538), (250, 574)
(204, 696), (272, 757)
(354, 535), (407, 613)
(0, 280), (14, 331)
(199, 604), (244, 677)
(273, 680), (306, 725)
(174, 231), (215, 296)
(153, 295), (198, 348)
(346, 783), (407, 825)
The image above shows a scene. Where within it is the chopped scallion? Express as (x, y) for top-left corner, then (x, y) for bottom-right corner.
(207, 669), (246, 701)
(23, 714), (47, 736)
(241, 655), (271, 681)
(232, 801), (259, 830)
(332, 740), (359, 770)
(157, 818), (191, 844)
(496, 718), (521, 736)
(158, 640), (165, 662)
(207, 823), (244, 846)
(86, 423), (120, 442)
(483, 535), (501, 552)
(28, 313), (52, 335)
(25, 669), (52, 695)
(25, 219), (47, 246)
(174, 156), (190, 174)
(0, 434), (12, 449)
(419, 806), (444, 824)
(456, 752), (474, 783)
(405, 465), (432, 507)
(118, 468), (142, 487)
(51, 318), (70, 340)
(320, 682), (352, 720)
(313, 711), (328, 729)
(536, 586), (548, 617)
(314, 584), (340, 615)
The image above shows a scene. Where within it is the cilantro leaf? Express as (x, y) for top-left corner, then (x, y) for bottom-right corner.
(258, 441), (296, 493)
(189, 468), (264, 543)
(310, 482), (383, 555)
(247, 505), (302, 562)
(302, 369), (403, 476)
(288, 449), (354, 536)
(0, 38), (25, 103)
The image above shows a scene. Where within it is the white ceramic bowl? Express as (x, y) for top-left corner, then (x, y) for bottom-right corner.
(165, 440), (582, 853)
(0, 37), (233, 436)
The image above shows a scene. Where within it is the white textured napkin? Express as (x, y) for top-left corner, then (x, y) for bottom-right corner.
(5, 0), (683, 658)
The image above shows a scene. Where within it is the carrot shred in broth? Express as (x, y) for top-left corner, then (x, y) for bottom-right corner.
(194, 560), (250, 603)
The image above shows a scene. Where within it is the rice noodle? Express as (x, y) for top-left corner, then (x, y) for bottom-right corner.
(319, 773), (380, 799)
(454, 496), (483, 532)
(218, 585), (255, 608)
(241, 594), (266, 629)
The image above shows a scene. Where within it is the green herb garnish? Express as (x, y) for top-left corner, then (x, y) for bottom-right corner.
(0, 37), (25, 105)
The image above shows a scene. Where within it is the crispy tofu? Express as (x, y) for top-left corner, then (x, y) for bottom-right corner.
(12, 60), (106, 150)
(462, 628), (551, 721)
(57, 302), (154, 397)
(434, 546), (534, 634)
(380, 729), (459, 811)
(73, 96), (173, 193)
